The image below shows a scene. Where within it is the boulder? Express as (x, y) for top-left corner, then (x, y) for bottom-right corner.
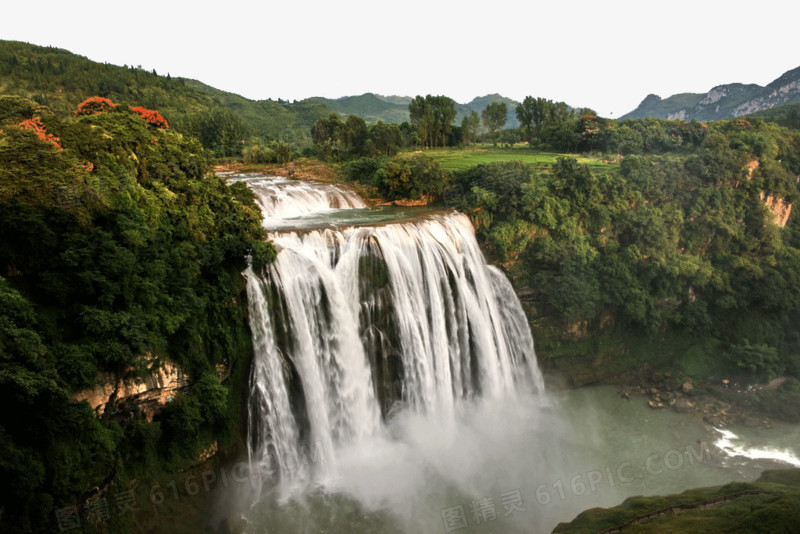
(674, 398), (694, 413)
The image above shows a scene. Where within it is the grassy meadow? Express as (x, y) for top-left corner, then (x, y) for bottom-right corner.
(399, 145), (615, 172)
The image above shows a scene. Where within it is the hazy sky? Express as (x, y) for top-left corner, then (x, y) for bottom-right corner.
(2, 0), (798, 117)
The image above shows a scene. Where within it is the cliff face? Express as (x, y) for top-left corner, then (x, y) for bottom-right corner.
(622, 66), (800, 120)
(71, 361), (189, 421)
(761, 192), (793, 227)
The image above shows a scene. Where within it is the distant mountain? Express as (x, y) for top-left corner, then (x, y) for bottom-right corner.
(182, 80), (330, 143)
(306, 92), (522, 128)
(306, 93), (410, 124)
(458, 94), (521, 129)
(622, 66), (800, 120)
(375, 94), (413, 106)
(0, 39), (527, 145)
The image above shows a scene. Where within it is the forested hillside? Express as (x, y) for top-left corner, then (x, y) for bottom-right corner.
(0, 94), (274, 533)
(0, 41), (530, 159)
(323, 105), (800, 400)
(0, 40), (333, 153)
(748, 102), (800, 130)
(447, 118), (800, 396)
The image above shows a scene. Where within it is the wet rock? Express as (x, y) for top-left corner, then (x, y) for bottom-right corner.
(744, 417), (760, 428)
(704, 414), (726, 427)
(681, 380), (694, 394)
(648, 400), (664, 409)
(651, 371), (664, 383)
(674, 398), (694, 413)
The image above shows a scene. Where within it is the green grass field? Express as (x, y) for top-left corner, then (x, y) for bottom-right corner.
(399, 146), (615, 172)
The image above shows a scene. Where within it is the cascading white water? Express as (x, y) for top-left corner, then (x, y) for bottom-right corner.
(241, 175), (544, 529)
(243, 175), (542, 478)
(234, 175), (366, 229)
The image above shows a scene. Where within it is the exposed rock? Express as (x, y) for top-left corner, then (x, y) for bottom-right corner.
(674, 398), (695, 413)
(699, 86), (729, 106)
(760, 192), (792, 227)
(195, 442), (219, 465)
(565, 320), (589, 339)
(72, 361), (189, 421)
(648, 400), (664, 409)
(622, 65), (800, 121)
(650, 371), (663, 383)
(682, 380), (694, 394)
(745, 159), (760, 180)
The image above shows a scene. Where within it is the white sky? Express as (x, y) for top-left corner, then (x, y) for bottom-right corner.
(2, 0), (798, 117)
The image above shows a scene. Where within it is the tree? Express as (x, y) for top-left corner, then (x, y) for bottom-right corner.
(187, 108), (248, 157)
(482, 102), (507, 146)
(368, 121), (402, 156)
(344, 114), (368, 155)
(409, 95), (434, 148)
(516, 98), (533, 147)
(461, 110), (480, 148)
(310, 113), (346, 159)
(432, 95), (457, 148)
(75, 96), (116, 116)
(409, 95), (457, 148)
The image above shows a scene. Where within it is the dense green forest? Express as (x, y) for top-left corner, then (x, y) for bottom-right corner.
(0, 94), (274, 533)
(308, 93), (800, 395)
(323, 105), (800, 400)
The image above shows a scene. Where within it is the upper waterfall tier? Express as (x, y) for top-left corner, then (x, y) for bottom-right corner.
(230, 174), (366, 229)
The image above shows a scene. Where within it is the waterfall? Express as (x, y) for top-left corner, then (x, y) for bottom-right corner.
(242, 175), (543, 502)
(234, 175), (366, 229)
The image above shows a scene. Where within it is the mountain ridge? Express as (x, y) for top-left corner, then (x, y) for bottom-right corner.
(307, 92), (522, 127)
(622, 66), (800, 120)
(0, 40), (526, 140)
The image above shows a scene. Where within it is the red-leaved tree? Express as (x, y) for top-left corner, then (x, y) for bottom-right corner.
(130, 106), (169, 129)
(19, 117), (63, 150)
(75, 96), (117, 116)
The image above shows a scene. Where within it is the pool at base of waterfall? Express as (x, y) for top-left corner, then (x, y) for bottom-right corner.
(239, 386), (800, 534)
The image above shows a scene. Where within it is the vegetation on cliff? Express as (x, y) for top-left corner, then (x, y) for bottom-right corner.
(311, 107), (800, 393)
(552, 469), (800, 533)
(445, 118), (800, 392)
(0, 95), (274, 533)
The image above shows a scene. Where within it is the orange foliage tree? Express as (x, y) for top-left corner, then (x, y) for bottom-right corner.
(19, 117), (63, 150)
(75, 96), (117, 116)
(130, 106), (169, 129)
